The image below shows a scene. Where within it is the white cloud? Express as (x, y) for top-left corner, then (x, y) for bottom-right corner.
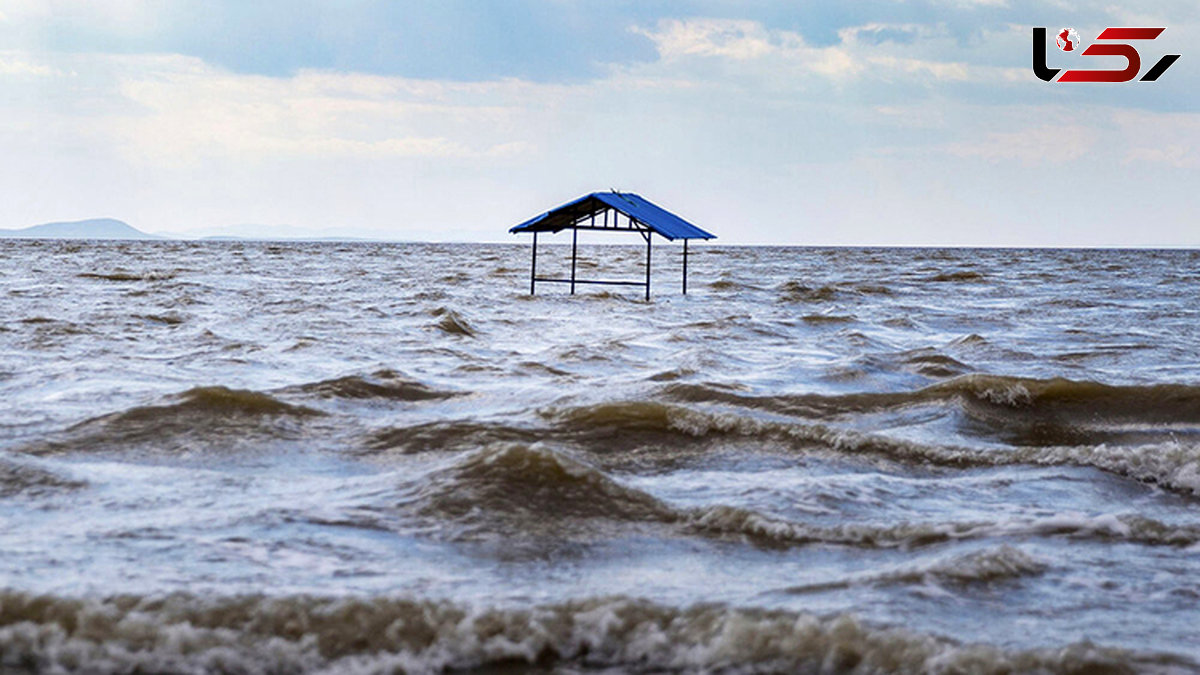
(0, 52), (58, 77)
(638, 18), (779, 61)
(868, 55), (969, 81)
(45, 55), (542, 165)
(635, 18), (1017, 85)
(946, 123), (1099, 165)
(635, 18), (862, 80)
(1115, 110), (1200, 168)
(933, 0), (1009, 7)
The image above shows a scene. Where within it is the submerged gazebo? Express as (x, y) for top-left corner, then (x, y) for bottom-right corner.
(509, 191), (716, 300)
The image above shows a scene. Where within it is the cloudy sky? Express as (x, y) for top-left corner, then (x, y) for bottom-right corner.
(1, 0), (1196, 245)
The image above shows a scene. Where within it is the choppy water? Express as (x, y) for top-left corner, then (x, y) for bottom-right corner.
(2, 239), (1200, 673)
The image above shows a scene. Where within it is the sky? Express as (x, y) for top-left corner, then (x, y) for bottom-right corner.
(1, 0), (1197, 245)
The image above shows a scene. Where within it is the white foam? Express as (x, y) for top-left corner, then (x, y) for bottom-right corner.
(2, 591), (1182, 674)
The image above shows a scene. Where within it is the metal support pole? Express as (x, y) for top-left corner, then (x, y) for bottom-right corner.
(645, 231), (652, 301)
(530, 232), (538, 295)
(682, 239), (689, 295)
(570, 227), (578, 295)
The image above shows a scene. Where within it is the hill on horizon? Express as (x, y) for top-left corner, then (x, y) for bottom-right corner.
(0, 218), (161, 240)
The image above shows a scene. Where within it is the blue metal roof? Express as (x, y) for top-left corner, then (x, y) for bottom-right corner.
(510, 191), (716, 241)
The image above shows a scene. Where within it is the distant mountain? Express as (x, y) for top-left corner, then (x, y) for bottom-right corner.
(0, 218), (162, 240)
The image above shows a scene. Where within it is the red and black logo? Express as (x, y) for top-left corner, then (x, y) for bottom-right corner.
(1033, 27), (1180, 82)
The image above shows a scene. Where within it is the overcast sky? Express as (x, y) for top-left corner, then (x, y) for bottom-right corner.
(1, 0), (1196, 245)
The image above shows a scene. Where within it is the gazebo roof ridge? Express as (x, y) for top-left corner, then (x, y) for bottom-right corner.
(509, 191), (717, 241)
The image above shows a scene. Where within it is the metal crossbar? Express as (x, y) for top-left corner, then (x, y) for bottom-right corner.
(533, 278), (647, 287)
(526, 205), (693, 301)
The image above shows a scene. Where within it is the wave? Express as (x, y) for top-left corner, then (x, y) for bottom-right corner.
(15, 317), (86, 337)
(924, 270), (985, 282)
(784, 546), (1047, 593)
(404, 444), (676, 538)
(949, 333), (989, 348)
(931, 374), (1200, 424)
(366, 420), (538, 455)
(796, 422), (1200, 498)
(790, 428), (1200, 498)
(778, 281), (840, 302)
(132, 312), (186, 326)
(24, 386), (323, 456)
(894, 545), (1046, 585)
(661, 374), (1200, 445)
(896, 349), (973, 378)
(288, 369), (459, 402)
(659, 382), (917, 417)
(20, 369), (1200, 498)
(940, 375), (1200, 446)
(552, 399), (685, 432)
(1004, 443), (1200, 496)
(362, 443), (1200, 550)
(0, 590), (1189, 674)
(686, 503), (981, 549)
(86, 385), (319, 423)
(801, 313), (856, 325)
(0, 456), (85, 497)
(543, 396), (1200, 496)
(664, 374), (1200, 420)
(365, 398), (774, 458)
(430, 307), (476, 337)
(21, 369), (463, 457)
(77, 270), (176, 282)
(777, 280), (893, 302)
(685, 505), (1200, 549)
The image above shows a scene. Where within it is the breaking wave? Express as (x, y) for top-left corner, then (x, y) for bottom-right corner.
(543, 395), (1200, 496)
(894, 545), (1046, 585)
(684, 505), (1200, 549)
(31, 371), (1199, 498)
(0, 590), (1188, 675)
(942, 375), (1200, 445)
(784, 545), (1047, 593)
(662, 374), (1200, 432)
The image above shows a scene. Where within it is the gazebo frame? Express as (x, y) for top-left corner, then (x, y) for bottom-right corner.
(510, 191), (715, 301)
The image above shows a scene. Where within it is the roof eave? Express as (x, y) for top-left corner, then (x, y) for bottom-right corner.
(509, 191), (717, 240)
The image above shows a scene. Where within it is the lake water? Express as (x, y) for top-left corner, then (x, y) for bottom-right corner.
(2, 239), (1199, 673)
